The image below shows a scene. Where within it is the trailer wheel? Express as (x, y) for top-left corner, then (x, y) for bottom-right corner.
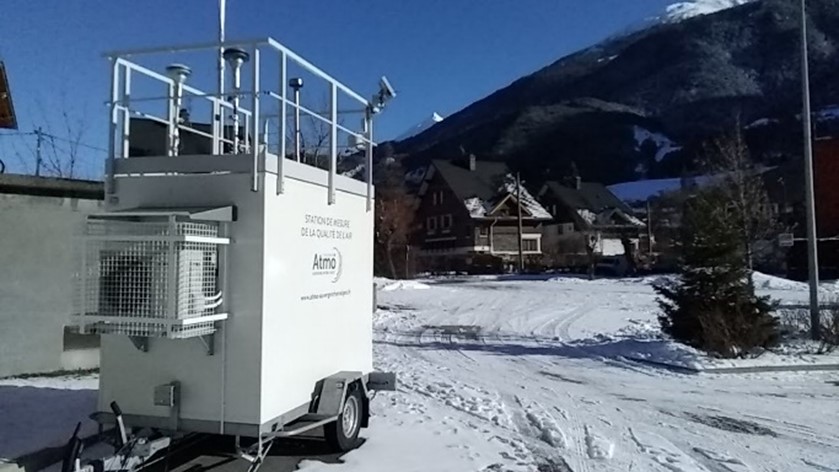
(325, 386), (363, 451)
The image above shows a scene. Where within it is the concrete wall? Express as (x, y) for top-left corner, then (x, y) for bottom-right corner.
(0, 178), (103, 378)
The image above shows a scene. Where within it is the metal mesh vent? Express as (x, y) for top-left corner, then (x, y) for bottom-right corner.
(73, 216), (228, 339)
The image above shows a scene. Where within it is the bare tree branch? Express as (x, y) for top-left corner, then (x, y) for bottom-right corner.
(285, 92), (345, 169)
(701, 123), (780, 287)
(374, 160), (415, 278)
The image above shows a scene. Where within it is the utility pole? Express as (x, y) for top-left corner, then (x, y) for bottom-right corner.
(34, 127), (43, 177)
(516, 172), (524, 273)
(405, 245), (410, 279)
(800, 0), (821, 340)
(646, 199), (653, 258)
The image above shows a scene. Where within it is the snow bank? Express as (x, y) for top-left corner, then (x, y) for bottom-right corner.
(753, 273), (806, 291)
(380, 280), (431, 292)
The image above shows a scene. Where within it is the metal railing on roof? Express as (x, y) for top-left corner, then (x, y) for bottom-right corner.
(105, 37), (383, 209)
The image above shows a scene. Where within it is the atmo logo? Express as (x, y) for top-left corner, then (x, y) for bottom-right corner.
(311, 247), (343, 283)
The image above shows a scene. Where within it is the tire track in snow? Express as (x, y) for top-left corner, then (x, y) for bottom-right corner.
(629, 428), (712, 472)
(556, 302), (596, 342)
(495, 394), (574, 472)
(381, 342), (534, 469)
(696, 405), (839, 453)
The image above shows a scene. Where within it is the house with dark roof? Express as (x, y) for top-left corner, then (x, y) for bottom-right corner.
(415, 156), (552, 272)
(537, 178), (646, 270)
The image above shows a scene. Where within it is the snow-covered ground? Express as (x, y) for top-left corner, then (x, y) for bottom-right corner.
(305, 275), (839, 471)
(4, 276), (839, 471)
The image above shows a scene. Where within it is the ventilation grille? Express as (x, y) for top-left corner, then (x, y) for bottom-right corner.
(73, 216), (228, 339)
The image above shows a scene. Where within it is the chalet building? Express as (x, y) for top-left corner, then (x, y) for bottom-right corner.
(537, 178), (646, 270)
(415, 157), (552, 273)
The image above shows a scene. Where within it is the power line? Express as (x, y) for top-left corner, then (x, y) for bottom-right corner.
(0, 129), (107, 153)
(45, 133), (108, 153)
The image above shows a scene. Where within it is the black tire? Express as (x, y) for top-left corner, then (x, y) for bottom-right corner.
(324, 386), (363, 452)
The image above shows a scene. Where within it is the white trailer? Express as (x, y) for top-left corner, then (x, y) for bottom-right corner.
(65, 36), (395, 471)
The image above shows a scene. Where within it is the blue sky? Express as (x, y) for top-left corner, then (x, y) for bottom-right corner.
(0, 0), (676, 177)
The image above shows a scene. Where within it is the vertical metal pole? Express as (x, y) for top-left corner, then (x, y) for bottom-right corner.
(232, 67), (241, 153)
(365, 108), (374, 212)
(294, 87), (302, 162)
(212, 99), (221, 155)
(171, 81), (184, 156)
(516, 172), (524, 273)
(79, 216), (88, 334)
(167, 80), (176, 157)
(800, 0), (821, 340)
(218, 0), (226, 104)
(107, 59), (119, 195)
(278, 53), (287, 195)
(34, 127), (43, 176)
(251, 48), (261, 192)
(213, 0), (227, 155)
(121, 69), (131, 158)
(244, 113), (250, 152)
(218, 224), (228, 435)
(216, 0), (225, 155)
(328, 83), (337, 205)
(166, 215), (179, 325)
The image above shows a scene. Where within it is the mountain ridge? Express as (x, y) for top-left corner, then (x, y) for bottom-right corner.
(392, 0), (839, 187)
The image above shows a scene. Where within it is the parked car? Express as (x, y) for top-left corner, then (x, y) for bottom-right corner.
(595, 256), (629, 277)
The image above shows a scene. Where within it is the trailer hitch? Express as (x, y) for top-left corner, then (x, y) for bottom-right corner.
(61, 402), (171, 472)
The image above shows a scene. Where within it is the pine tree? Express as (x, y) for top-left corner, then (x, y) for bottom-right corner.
(655, 188), (778, 358)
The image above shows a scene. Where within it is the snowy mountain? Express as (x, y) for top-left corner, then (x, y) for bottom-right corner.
(659, 0), (756, 23)
(395, 0), (839, 186)
(615, 0), (756, 38)
(395, 112), (444, 142)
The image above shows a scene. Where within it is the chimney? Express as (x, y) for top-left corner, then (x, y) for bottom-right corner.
(575, 175), (581, 190)
(468, 154), (476, 171)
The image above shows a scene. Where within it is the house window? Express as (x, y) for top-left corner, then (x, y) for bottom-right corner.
(432, 193), (437, 206)
(438, 191), (444, 204)
(557, 222), (574, 235)
(522, 237), (539, 252)
(441, 214), (453, 232)
(427, 216), (437, 234)
(479, 226), (488, 236)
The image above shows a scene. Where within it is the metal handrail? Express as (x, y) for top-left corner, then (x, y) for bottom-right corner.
(106, 36), (376, 209)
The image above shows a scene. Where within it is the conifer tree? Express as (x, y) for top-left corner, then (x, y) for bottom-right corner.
(655, 187), (778, 358)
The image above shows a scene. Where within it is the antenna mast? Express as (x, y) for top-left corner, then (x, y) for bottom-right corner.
(218, 0), (226, 102)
